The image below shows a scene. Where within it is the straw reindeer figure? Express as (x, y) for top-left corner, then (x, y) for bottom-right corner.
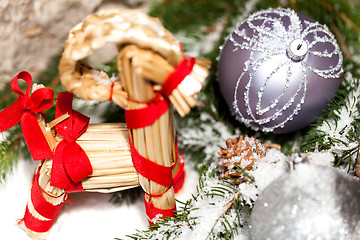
(0, 9), (210, 239)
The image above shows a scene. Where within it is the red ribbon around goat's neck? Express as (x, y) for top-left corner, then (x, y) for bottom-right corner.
(160, 55), (195, 99)
(50, 92), (92, 192)
(0, 71), (54, 160)
(125, 55), (195, 129)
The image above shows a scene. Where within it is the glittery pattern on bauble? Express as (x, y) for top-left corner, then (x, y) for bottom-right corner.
(228, 8), (343, 132)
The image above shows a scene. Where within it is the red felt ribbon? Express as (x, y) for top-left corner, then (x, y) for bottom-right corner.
(172, 136), (185, 193)
(125, 93), (169, 130)
(125, 56), (194, 222)
(22, 206), (54, 233)
(128, 135), (186, 191)
(160, 55), (195, 98)
(31, 172), (64, 219)
(125, 55), (195, 130)
(109, 81), (115, 102)
(144, 193), (176, 224)
(129, 134), (173, 187)
(129, 132), (185, 191)
(0, 71), (54, 160)
(125, 55), (194, 186)
(50, 92), (92, 191)
(173, 153), (185, 194)
(20, 169), (64, 233)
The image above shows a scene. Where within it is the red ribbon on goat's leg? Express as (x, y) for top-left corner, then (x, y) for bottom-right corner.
(19, 166), (66, 233)
(125, 55), (195, 223)
(0, 71), (54, 160)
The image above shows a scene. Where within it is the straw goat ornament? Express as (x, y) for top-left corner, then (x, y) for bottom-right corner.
(0, 9), (210, 239)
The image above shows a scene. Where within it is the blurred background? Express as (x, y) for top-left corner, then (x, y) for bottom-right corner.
(0, 0), (150, 88)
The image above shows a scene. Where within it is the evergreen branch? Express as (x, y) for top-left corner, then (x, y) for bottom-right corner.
(205, 188), (242, 240)
(1, 1), (360, 238)
(121, 163), (250, 240)
(0, 126), (23, 183)
(302, 73), (360, 170)
(0, 92), (15, 106)
(121, 145), (287, 240)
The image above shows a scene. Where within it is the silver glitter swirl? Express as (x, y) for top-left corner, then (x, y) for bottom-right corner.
(231, 8), (343, 132)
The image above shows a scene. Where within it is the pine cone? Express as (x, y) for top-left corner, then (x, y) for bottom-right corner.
(217, 135), (267, 184)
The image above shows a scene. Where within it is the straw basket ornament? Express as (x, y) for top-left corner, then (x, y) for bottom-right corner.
(2, 9), (210, 239)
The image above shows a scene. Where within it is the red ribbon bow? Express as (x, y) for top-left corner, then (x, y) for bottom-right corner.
(50, 92), (92, 191)
(0, 71), (54, 160)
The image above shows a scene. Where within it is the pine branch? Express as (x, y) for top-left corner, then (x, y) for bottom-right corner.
(121, 142), (288, 240)
(302, 73), (360, 172)
(121, 163), (250, 240)
(0, 73), (31, 182)
(205, 187), (242, 240)
(0, 126), (23, 183)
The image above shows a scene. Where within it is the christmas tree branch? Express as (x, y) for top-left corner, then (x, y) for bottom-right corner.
(0, 126), (23, 183)
(122, 163), (250, 240)
(121, 139), (288, 239)
(302, 73), (360, 172)
(205, 187), (242, 240)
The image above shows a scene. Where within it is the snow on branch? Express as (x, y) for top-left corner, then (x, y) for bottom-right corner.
(316, 72), (360, 154)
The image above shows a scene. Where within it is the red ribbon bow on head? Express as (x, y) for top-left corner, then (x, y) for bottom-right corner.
(50, 92), (92, 192)
(0, 71), (54, 160)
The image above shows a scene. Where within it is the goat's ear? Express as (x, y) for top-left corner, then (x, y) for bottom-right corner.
(166, 57), (211, 117)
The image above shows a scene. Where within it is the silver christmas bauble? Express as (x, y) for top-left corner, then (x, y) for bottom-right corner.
(218, 8), (343, 133)
(249, 164), (360, 240)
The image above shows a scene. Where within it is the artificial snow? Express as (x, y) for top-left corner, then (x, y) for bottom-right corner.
(250, 148), (288, 192)
(317, 73), (360, 153)
(307, 151), (334, 166)
(0, 157), (148, 240)
(0, 126), (343, 240)
(238, 183), (258, 205)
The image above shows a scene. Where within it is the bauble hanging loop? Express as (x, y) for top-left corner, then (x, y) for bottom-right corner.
(287, 38), (308, 62)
